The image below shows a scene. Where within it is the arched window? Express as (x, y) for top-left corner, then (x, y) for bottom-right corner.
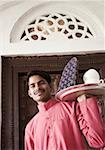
(10, 2), (103, 43)
(20, 12), (94, 41)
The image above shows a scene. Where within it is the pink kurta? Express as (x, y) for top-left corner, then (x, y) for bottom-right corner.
(25, 97), (105, 150)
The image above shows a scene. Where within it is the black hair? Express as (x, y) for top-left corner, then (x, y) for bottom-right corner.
(27, 70), (51, 84)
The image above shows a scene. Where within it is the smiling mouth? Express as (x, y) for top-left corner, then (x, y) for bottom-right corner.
(36, 92), (43, 96)
(35, 90), (44, 96)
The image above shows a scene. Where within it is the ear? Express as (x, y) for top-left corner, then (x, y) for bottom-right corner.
(49, 82), (55, 94)
(49, 83), (53, 90)
(28, 90), (32, 98)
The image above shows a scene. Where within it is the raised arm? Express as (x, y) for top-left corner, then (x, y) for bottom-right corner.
(76, 95), (105, 149)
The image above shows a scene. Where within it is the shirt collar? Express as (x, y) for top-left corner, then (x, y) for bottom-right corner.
(38, 99), (58, 111)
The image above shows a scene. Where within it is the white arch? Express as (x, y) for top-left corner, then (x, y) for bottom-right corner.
(10, 1), (104, 42)
(0, 1), (104, 56)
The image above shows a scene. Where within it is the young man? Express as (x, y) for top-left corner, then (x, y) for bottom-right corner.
(25, 70), (105, 150)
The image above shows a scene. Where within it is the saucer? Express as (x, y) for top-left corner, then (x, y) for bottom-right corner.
(55, 83), (105, 101)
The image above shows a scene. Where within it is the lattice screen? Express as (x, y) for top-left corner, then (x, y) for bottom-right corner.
(20, 13), (94, 41)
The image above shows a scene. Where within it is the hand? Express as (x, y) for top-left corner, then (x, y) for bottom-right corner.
(77, 94), (95, 102)
(77, 94), (86, 102)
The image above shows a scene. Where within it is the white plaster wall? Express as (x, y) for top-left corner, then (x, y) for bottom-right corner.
(0, 1), (104, 56)
(0, 56), (2, 149)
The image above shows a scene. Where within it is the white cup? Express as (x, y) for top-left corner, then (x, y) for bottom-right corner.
(83, 69), (104, 84)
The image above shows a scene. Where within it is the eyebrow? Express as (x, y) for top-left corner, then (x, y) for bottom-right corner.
(29, 79), (46, 86)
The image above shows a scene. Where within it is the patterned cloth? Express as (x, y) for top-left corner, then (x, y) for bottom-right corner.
(57, 57), (78, 91)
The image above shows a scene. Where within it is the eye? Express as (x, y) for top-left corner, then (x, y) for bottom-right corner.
(38, 80), (46, 85)
(30, 84), (35, 88)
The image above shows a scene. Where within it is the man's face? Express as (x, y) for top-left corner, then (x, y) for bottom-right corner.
(28, 75), (52, 103)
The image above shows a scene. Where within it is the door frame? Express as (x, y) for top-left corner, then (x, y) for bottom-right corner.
(1, 54), (105, 150)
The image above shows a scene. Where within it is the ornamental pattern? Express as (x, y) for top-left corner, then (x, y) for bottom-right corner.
(20, 13), (94, 41)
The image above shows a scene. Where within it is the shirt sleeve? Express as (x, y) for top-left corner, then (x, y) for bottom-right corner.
(76, 96), (105, 149)
(25, 129), (34, 150)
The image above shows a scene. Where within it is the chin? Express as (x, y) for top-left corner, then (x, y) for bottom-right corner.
(34, 95), (50, 103)
(38, 98), (49, 103)
(35, 97), (45, 102)
(39, 99), (48, 103)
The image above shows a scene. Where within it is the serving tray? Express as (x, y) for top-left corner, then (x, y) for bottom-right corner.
(56, 83), (105, 101)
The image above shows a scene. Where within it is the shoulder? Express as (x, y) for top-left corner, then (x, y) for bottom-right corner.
(25, 113), (39, 133)
(55, 100), (77, 114)
(59, 100), (76, 107)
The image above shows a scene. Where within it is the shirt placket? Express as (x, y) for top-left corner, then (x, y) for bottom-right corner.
(47, 113), (56, 150)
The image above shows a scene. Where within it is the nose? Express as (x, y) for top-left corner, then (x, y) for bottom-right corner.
(35, 83), (40, 91)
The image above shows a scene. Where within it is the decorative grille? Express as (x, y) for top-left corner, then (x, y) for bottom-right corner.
(20, 13), (94, 41)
